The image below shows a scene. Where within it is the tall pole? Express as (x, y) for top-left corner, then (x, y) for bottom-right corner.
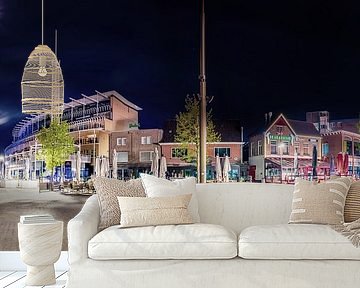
(41, 0), (44, 45)
(55, 29), (58, 56)
(199, 0), (207, 183)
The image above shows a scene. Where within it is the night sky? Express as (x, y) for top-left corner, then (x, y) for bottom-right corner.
(0, 0), (360, 152)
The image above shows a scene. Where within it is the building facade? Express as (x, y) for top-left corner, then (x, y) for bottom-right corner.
(110, 129), (163, 180)
(160, 119), (246, 181)
(249, 114), (324, 183)
(249, 112), (360, 183)
(4, 90), (143, 181)
(308, 112), (360, 177)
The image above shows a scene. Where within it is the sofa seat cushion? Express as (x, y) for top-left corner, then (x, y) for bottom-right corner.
(88, 223), (237, 260)
(238, 224), (360, 260)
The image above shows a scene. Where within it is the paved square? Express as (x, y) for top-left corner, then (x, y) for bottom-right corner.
(0, 187), (88, 251)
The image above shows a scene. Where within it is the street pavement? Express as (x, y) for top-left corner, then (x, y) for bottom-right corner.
(0, 187), (89, 251)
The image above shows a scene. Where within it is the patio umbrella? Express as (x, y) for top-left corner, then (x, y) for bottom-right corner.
(215, 155), (222, 182)
(293, 150), (299, 177)
(112, 149), (118, 179)
(24, 158), (30, 180)
(76, 150), (81, 182)
(95, 156), (101, 177)
(312, 145), (318, 178)
(100, 157), (109, 177)
(343, 153), (349, 176)
(151, 147), (159, 177)
(159, 155), (167, 178)
(223, 155), (231, 182)
(337, 152), (344, 175)
(329, 154), (335, 175)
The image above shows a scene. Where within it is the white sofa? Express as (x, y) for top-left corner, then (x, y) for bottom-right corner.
(66, 182), (360, 288)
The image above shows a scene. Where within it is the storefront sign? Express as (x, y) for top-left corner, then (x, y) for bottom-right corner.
(269, 134), (292, 142)
(129, 122), (140, 129)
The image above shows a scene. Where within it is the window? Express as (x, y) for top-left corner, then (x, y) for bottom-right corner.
(303, 143), (309, 156)
(215, 147), (230, 157)
(141, 136), (151, 145)
(270, 141), (277, 154)
(355, 141), (360, 157)
(116, 152), (128, 163)
(322, 143), (329, 156)
(171, 148), (188, 158)
(116, 137), (127, 146)
(258, 141), (263, 155)
(294, 142), (300, 153)
(282, 141), (289, 155)
(250, 142), (255, 157)
(276, 126), (284, 134)
(344, 140), (352, 155)
(140, 151), (153, 162)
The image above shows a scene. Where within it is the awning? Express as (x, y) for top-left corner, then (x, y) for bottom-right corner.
(266, 157), (330, 169)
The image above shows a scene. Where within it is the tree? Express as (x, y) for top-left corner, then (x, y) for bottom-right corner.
(36, 119), (75, 189)
(175, 95), (221, 179)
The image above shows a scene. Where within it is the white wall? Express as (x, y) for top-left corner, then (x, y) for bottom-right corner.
(249, 156), (264, 181)
(4, 180), (39, 189)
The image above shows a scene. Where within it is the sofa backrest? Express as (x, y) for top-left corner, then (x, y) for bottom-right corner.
(195, 183), (294, 234)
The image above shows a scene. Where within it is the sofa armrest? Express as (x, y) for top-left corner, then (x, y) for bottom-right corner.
(67, 195), (100, 264)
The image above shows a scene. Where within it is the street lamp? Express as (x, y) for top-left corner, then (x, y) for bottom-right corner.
(278, 142), (285, 183)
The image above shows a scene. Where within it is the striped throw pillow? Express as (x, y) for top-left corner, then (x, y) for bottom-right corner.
(289, 177), (352, 225)
(344, 181), (360, 223)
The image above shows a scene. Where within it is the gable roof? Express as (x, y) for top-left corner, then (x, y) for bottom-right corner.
(264, 113), (320, 138)
(287, 119), (321, 137)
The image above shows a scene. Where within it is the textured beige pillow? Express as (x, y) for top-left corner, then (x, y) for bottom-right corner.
(93, 177), (146, 229)
(289, 177), (352, 225)
(344, 181), (360, 223)
(118, 194), (193, 228)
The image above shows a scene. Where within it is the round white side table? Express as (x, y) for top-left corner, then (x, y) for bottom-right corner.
(18, 221), (63, 286)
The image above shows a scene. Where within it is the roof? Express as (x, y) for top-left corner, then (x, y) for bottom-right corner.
(161, 119), (243, 143)
(329, 118), (359, 134)
(287, 119), (320, 137)
(260, 113), (320, 138)
(104, 90), (142, 111)
(64, 90), (142, 111)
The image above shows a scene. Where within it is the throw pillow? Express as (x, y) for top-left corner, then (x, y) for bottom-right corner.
(118, 194), (194, 228)
(344, 181), (360, 223)
(289, 177), (352, 225)
(139, 173), (200, 222)
(93, 177), (146, 229)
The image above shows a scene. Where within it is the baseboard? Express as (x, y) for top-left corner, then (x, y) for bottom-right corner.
(0, 251), (69, 270)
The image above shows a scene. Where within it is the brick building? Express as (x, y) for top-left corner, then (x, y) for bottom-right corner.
(159, 119), (246, 181)
(308, 112), (360, 177)
(249, 112), (360, 182)
(110, 129), (163, 179)
(249, 113), (325, 183)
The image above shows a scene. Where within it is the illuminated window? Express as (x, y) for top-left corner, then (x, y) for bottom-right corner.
(116, 137), (127, 146)
(270, 141), (277, 154)
(282, 141), (289, 155)
(141, 136), (151, 145)
(303, 143), (309, 156)
(258, 141), (263, 155)
(140, 151), (153, 162)
(215, 147), (230, 157)
(116, 152), (128, 163)
(171, 148), (188, 158)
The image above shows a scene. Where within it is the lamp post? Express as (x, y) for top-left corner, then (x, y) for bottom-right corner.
(279, 143), (285, 183)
